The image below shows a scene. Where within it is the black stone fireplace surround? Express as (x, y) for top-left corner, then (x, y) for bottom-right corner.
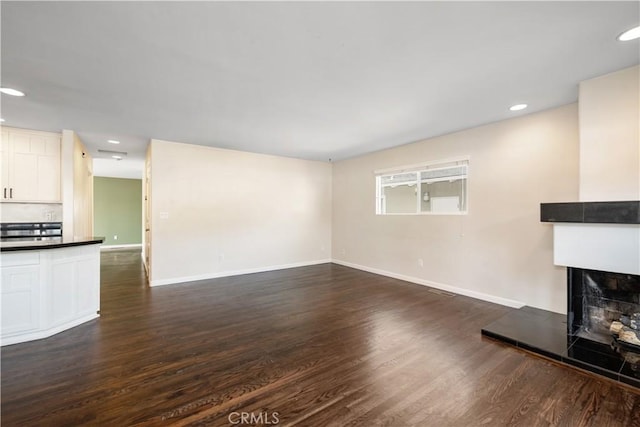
(482, 201), (640, 388)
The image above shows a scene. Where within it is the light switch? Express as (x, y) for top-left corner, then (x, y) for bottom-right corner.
(159, 212), (169, 220)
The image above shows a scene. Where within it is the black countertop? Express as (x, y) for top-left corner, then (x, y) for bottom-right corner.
(0, 237), (105, 252)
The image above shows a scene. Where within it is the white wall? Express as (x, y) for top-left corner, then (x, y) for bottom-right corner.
(62, 130), (93, 239)
(579, 65), (640, 201)
(148, 139), (332, 286)
(73, 132), (93, 238)
(142, 143), (152, 275)
(332, 104), (579, 313)
(61, 130), (74, 239)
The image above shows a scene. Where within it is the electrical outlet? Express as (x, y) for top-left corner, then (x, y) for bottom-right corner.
(418, 258), (424, 268)
(45, 211), (53, 221)
(219, 254), (225, 262)
(114, 235), (118, 240)
(341, 248), (346, 256)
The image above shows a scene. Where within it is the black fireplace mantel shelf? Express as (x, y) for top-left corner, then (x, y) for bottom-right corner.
(540, 201), (640, 224)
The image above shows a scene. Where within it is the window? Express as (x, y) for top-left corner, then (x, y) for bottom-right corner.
(375, 159), (468, 215)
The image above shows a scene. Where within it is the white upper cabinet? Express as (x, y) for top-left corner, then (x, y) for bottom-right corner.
(1, 128), (61, 202)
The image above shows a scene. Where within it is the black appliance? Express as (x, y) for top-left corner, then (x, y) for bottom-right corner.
(0, 222), (63, 241)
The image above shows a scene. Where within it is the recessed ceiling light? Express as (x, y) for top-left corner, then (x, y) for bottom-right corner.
(108, 140), (120, 144)
(0, 87), (25, 97)
(509, 104), (528, 111)
(618, 25), (640, 41)
(112, 155), (122, 160)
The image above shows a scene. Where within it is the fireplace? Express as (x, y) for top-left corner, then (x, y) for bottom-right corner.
(569, 268), (640, 369)
(569, 268), (640, 341)
(482, 201), (640, 387)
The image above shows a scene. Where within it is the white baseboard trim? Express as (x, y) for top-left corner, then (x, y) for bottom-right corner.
(150, 259), (332, 287)
(1, 313), (99, 347)
(101, 244), (142, 250)
(147, 257), (524, 309)
(331, 259), (525, 309)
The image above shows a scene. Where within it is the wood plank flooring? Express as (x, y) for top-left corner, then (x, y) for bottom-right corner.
(2, 249), (639, 426)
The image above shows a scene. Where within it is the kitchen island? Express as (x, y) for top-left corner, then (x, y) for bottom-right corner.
(1, 237), (104, 346)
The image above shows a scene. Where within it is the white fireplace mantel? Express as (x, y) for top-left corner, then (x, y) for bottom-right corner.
(553, 223), (640, 275)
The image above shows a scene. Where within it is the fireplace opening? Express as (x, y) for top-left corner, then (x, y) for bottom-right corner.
(569, 268), (640, 370)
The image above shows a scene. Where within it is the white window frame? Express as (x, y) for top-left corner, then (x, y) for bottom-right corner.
(375, 157), (469, 216)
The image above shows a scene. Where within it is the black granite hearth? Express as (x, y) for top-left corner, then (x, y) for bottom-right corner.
(481, 306), (640, 388)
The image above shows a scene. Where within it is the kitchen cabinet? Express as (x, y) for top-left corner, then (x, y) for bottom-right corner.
(1, 242), (102, 346)
(1, 253), (41, 336)
(1, 128), (61, 202)
(50, 247), (100, 328)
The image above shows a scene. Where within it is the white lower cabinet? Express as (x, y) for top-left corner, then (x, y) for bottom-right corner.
(1, 254), (40, 336)
(0, 244), (101, 346)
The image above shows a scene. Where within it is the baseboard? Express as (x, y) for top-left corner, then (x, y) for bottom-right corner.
(101, 244), (142, 250)
(150, 259), (332, 287)
(1, 313), (100, 346)
(147, 257), (525, 309)
(331, 259), (525, 309)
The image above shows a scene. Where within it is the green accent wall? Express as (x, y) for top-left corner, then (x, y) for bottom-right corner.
(94, 177), (142, 245)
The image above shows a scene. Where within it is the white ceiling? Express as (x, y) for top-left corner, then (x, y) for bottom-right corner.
(1, 2), (638, 178)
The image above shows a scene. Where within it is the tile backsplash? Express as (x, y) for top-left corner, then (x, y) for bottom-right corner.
(0, 203), (63, 222)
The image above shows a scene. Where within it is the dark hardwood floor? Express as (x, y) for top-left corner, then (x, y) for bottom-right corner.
(2, 249), (639, 426)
